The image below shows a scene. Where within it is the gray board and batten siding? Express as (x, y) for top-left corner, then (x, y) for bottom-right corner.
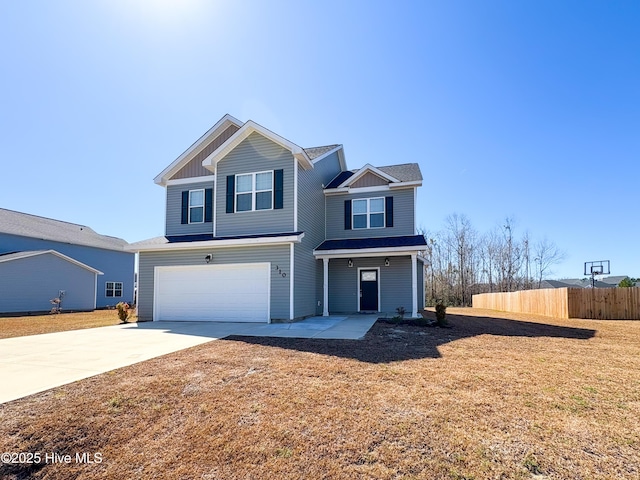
(171, 124), (240, 180)
(0, 232), (134, 308)
(137, 245), (291, 322)
(325, 188), (415, 240)
(328, 256), (414, 315)
(294, 150), (344, 318)
(215, 132), (295, 237)
(0, 253), (98, 313)
(165, 180), (215, 236)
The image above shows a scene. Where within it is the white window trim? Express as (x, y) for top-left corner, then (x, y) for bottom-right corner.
(235, 170), (274, 213)
(188, 189), (205, 224)
(106, 281), (123, 298)
(352, 197), (385, 229)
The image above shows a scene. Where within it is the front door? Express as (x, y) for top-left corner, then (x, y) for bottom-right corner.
(359, 269), (379, 311)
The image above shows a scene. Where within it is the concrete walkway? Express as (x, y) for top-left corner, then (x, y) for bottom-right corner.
(0, 315), (377, 404)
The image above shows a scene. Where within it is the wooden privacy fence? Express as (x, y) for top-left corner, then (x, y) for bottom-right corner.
(472, 287), (640, 320)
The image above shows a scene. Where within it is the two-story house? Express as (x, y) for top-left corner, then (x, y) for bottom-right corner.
(130, 114), (426, 322)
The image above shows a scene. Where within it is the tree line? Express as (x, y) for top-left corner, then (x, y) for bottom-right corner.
(421, 214), (565, 307)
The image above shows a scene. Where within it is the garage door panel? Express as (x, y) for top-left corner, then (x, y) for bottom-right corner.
(155, 263), (270, 322)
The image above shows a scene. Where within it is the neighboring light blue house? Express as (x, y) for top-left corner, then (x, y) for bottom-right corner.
(130, 114), (426, 322)
(0, 208), (135, 313)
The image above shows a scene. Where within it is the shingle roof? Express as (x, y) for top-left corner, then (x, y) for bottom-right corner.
(0, 249), (103, 273)
(324, 163), (422, 189)
(304, 145), (341, 160)
(0, 208), (128, 252)
(325, 171), (355, 188)
(377, 163), (423, 182)
(315, 235), (427, 251)
(129, 232), (304, 249)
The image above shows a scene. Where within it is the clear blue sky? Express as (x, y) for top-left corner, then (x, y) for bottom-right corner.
(1, 0), (638, 279)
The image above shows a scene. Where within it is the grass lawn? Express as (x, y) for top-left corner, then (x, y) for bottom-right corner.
(1, 308), (638, 479)
(0, 310), (135, 339)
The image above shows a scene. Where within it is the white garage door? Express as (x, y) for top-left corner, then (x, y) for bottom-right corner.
(154, 263), (270, 322)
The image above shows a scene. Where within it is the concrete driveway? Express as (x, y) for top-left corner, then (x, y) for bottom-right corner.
(0, 315), (377, 404)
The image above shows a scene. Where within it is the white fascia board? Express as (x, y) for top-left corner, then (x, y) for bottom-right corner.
(154, 114), (243, 186)
(337, 163), (399, 188)
(311, 145), (344, 164)
(165, 175), (216, 186)
(313, 245), (423, 259)
(389, 180), (422, 188)
(129, 233), (305, 252)
(201, 120), (313, 171)
(323, 181), (422, 195)
(0, 250), (105, 275)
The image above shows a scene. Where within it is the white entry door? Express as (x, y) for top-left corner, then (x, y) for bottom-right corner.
(154, 263), (270, 322)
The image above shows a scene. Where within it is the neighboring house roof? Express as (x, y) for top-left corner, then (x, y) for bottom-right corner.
(0, 208), (129, 252)
(324, 163), (422, 189)
(0, 250), (104, 274)
(599, 275), (628, 285)
(541, 278), (620, 289)
(315, 235), (427, 251)
(540, 280), (577, 289)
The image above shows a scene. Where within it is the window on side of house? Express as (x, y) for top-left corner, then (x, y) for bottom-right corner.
(235, 171), (273, 212)
(352, 197), (385, 229)
(189, 189), (205, 223)
(106, 282), (123, 298)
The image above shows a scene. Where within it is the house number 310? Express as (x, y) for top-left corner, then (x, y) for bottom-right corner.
(274, 265), (287, 277)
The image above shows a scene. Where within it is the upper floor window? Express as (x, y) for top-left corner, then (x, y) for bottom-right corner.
(106, 281), (123, 298)
(189, 189), (205, 223)
(236, 171), (273, 212)
(181, 188), (213, 224)
(344, 196), (393, 230)
(353, 197), (385, 229)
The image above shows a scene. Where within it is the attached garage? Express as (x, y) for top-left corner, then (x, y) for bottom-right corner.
(153, 263), (270, 322)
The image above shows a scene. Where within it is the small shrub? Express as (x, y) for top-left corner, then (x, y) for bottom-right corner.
(116, 302), (132, 323)
(395, 306), (406, 319)
(435, 303), (447, 326)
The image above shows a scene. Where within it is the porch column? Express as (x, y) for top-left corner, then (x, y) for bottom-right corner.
(411, 253), (418, 318)
(322, 257), (329, 316)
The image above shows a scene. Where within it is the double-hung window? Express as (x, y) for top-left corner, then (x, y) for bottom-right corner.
(353, 197), (385, 229)
(106, 282), (123, 298)
(189, 189), (205, 223)
(236, 171), (273, 212)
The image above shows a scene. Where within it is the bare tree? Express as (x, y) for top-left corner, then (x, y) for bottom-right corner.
(534, 238), (566, 288)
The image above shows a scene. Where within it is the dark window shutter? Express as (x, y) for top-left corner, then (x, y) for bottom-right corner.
(204, 188), (213, 222)
(344, 200), (352, 230)
(274, 169), (284, 210)
(226, 175), (235, 213)
(385, 196), (394, 227)
(181, 191), (189, 224)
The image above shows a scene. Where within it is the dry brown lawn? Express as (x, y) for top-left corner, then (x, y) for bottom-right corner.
(1, 308), (638, 479)
(0, 310), (134, 339)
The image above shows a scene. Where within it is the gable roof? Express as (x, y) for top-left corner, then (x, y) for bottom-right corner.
(201, 120), (314, 171)
(154, 114), (243, 186)
(0, 250), (103, 274)
(0, 208), (129, 252)
(324, 163), (423, 190)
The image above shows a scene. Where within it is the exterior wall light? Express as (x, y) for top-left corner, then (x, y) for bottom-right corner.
(384, 257), (390, 267)
(348, 259), (353, 267)
(205, 254), (213, 264)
